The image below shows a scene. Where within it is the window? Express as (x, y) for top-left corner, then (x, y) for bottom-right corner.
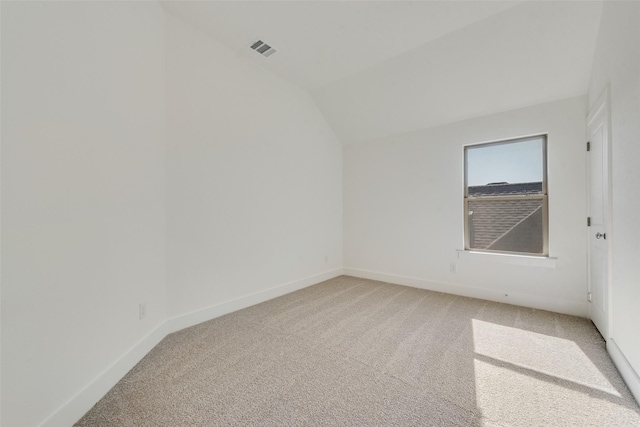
(464, 135), (548, 256)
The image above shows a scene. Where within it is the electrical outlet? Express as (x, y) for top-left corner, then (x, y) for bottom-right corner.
(139, 303), (146, 320)
(325, 255), (329, 264)
(450, 263), (457, 273)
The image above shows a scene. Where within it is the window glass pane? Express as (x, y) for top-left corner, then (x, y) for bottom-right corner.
(466, 136), (544, 188)
(467, 198), (544, 254)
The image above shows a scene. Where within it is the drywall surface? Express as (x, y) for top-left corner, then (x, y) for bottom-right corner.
(312, 1), (602, 144)
(588, 1), (640, 394)
(1, 2), (167, 426)
(164, 14), (343, 320)
(344, 96), (588, 316)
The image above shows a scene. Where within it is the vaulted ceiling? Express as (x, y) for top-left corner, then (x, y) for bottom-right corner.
(161, 1), (603, 144)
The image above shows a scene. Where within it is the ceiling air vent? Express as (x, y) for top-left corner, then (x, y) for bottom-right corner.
(250, 40), (277, 58)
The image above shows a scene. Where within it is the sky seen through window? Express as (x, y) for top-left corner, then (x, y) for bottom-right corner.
(466, 137), (544, 187)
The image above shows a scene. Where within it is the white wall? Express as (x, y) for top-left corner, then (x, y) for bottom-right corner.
(164, 14), (343, 328)
(588, 1), (640, 400)
(1, 2), (167, 426)
(344, 96), (588, 316)
(1, 5), (343, 425)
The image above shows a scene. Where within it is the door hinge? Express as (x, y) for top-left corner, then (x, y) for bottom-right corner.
(587, 217), (591, 226)
(587, 141), (591, 151)
(587, 292), (592, 303)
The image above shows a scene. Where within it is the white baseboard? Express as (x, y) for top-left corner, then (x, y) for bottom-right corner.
(38, 268), (343, 427)
(167, 268), (344, 333)
(608, 338), (640, 405)
(343, 267), (587, 317)
(40, 321), (168, 427)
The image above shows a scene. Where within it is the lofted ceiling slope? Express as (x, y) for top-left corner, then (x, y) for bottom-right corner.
(161, 1), (603, 144)
(160, 0), (525, 89)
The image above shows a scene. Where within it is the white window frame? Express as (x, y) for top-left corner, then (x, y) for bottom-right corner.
(463, 134), (549, 257)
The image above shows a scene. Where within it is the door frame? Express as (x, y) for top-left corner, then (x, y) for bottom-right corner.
(586, 86), (613, 340)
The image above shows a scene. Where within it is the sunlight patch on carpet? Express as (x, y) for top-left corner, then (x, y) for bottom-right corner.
(472, 319), (618, 396)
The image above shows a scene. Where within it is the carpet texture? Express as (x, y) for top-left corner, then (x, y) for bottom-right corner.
(76, 276), (640, 426)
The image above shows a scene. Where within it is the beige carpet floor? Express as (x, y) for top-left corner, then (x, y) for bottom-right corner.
(76, 276), (640, 426)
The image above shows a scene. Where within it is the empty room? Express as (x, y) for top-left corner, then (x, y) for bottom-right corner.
(2, 0), (640, 426)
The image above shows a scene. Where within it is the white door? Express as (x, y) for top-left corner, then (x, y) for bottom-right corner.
(587, 93), (610, 340)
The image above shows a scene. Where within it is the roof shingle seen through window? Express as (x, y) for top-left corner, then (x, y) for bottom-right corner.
(468, 181), (542, 197)
(467, 182), (543, 253)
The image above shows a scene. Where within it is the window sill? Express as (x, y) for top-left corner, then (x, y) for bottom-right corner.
(456, 250), (557, 268)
